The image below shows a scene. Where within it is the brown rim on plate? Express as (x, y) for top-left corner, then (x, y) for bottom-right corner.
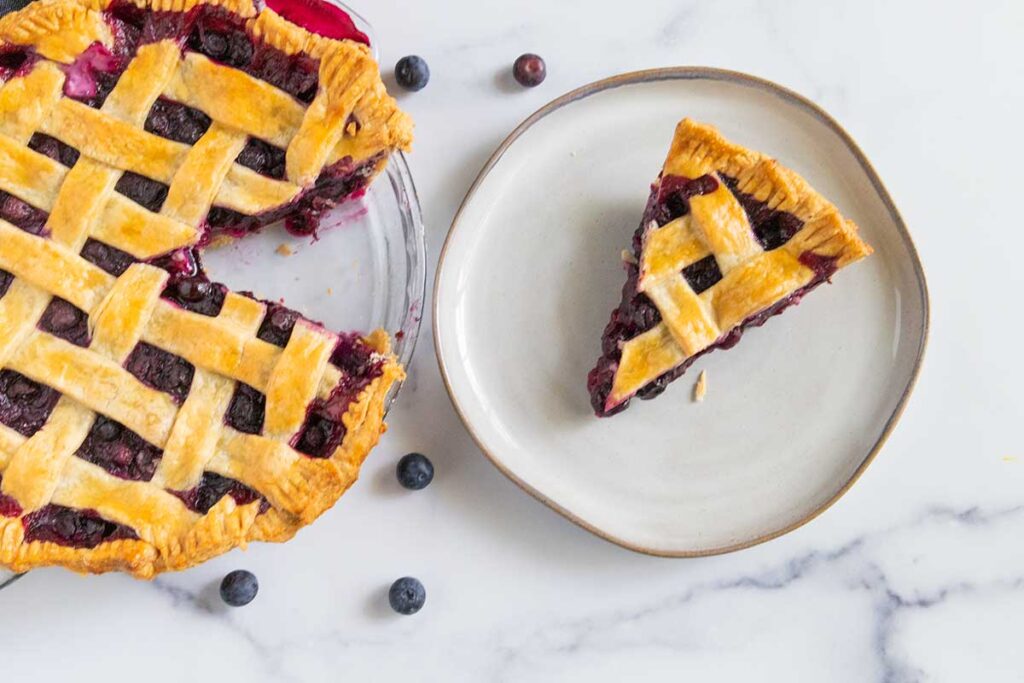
(433, 66), (930, 558)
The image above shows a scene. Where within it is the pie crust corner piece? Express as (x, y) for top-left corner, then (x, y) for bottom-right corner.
(587, 118), (873, 417)
(0, 0), (411, 577)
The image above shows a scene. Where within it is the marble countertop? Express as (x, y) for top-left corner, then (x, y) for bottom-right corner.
(3, 1), (1021, 680)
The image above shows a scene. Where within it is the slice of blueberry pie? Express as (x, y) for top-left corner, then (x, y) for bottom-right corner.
(0, 0), (410, 576)
(588, 119), (872, 417)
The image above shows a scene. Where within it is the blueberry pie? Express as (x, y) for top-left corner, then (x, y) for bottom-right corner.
(0, 0), (410, 576)
(588, 120), (872, 416)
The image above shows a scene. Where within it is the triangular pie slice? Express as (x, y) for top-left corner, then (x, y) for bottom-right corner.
(588, 119), (873, 417)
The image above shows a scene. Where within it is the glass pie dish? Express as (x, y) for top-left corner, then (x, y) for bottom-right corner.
(0, 0), (424, 587)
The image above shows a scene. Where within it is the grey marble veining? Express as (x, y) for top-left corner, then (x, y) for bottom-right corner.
(1, 0), (1022, 680)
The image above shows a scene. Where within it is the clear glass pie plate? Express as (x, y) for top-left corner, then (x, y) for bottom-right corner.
(0, 153), (425, 592)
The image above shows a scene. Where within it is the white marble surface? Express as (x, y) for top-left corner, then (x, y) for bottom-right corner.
(3, 1), (1022, 680)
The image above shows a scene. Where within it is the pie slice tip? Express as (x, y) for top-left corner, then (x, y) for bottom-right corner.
(588, 118), (872, 417)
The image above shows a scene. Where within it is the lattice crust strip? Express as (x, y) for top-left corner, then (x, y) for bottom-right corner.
(605, 120), (872, 407)
(0, 0), (410, 576)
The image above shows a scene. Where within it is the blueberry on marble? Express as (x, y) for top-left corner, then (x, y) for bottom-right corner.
(388, 576), (426, 615)
(396, 453), (434, 491)
(220, 569), (259, 607)
(395, 55), (429, 91)
(513, 53), (546, 87)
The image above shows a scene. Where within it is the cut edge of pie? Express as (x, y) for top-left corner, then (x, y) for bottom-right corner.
(587, 119), (873, 417)
(0, 0), (411, 577)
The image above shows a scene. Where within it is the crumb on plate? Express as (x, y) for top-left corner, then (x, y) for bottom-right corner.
(276, 243), (294, 257)
(693, 370), (707, 403)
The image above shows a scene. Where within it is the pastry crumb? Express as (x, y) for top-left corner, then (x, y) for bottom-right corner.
(621, 249), (638, 265)
(693, 370), (707, 403)
(275, 243), (294, 257)
(326, 287), (333, 296)
(1003, 456), (1017, 463)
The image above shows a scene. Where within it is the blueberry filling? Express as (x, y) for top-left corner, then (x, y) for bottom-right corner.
(294, 412), (345, 458)
(0, 270), (12, 299)
(38, 298), (90, 347)
(75, 415), (163, 482)
(235, 138), (286, 179)
(0, 48), (30, 80)
(0, 369), (61, 437)
(173, 472), (269, 514)
(682, 254), (722, 294)
(62, 43), (124, 106)
(256, 301), (299, 347)
(115, 172), (169, 213)
(0, 191), (48, 235)
(186, 10), (254, 68)
(125, 342), (195, 403)
(80, 238), (137, 276)
(162, 276), (226, 316)
(28, 133), (81, 168)
(324, 332), (385, 412)
(225, 383), (265, 435)
(721, 175), (804, 250)
(144, 98), (212, 144)
(589, 173), (827, 416)
(22, 505), (138, 548)
(0, 476), (22, 518)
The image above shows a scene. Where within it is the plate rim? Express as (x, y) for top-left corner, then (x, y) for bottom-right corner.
(433, 66), (931, 558)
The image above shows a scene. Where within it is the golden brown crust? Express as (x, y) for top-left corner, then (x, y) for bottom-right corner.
(0, 0), (409, 577)
(608, 119), (872, 407)
(0, 335), (402, 578)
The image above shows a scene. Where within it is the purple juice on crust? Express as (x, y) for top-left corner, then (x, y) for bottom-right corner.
(173, 472), (270, 514)
(588, 173), (839, 417)
(23, 505), (138, 548)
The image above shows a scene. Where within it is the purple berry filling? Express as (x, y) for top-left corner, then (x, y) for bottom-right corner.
(256, 301), (298, 347)
(22, 504), (138, 548)
(80, 238), (137, 276)
(62, 43), (124, 107)
(294, 411), (345, 458)
(144, 97), (212, 144)
(721, 175), (804, 251)
(225, 383), (265, 435)
(326, 332), (385, 410)
(162, 276), (226, 316)
(0, 191), (48, 235)
(75, 415), (163, 482)
(28, 133), (81, 168)
(38, 298), (91, 347)
(173, 471), (269, 514)
(125, 342), (195, 403)
(588, 173), (830, 416)
(236, 137), (287, 179)
(0, 48), (31, 82)
(0, 369), (61, 437)
(0, 270), (12, 299)
(115, 171), (169, 213)
(0, 477), (22, 518)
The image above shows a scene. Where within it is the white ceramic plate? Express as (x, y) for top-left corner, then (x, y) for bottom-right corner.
(434, 68), (928, 556)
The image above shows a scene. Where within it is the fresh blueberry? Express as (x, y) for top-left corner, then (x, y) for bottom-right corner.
(396, 453), (433, 491)
(513, 53), (546, 87)
(220, 570), (259, 607)
(388, 576), (426, 615)
(394, 55), (429, 91)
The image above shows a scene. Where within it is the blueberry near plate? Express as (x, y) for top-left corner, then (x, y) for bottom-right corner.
(434, 68), (928, 557)
(389, 576), (426, 615)
(220, 569), (259, 607)
(396, 452), (434, 490)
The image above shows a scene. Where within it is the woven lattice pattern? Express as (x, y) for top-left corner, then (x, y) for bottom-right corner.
(591, 120), (872, 415)
(0, 0), (408, 576)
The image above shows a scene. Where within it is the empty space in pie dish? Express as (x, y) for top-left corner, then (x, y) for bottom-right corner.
(434, 69), (927, 556)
